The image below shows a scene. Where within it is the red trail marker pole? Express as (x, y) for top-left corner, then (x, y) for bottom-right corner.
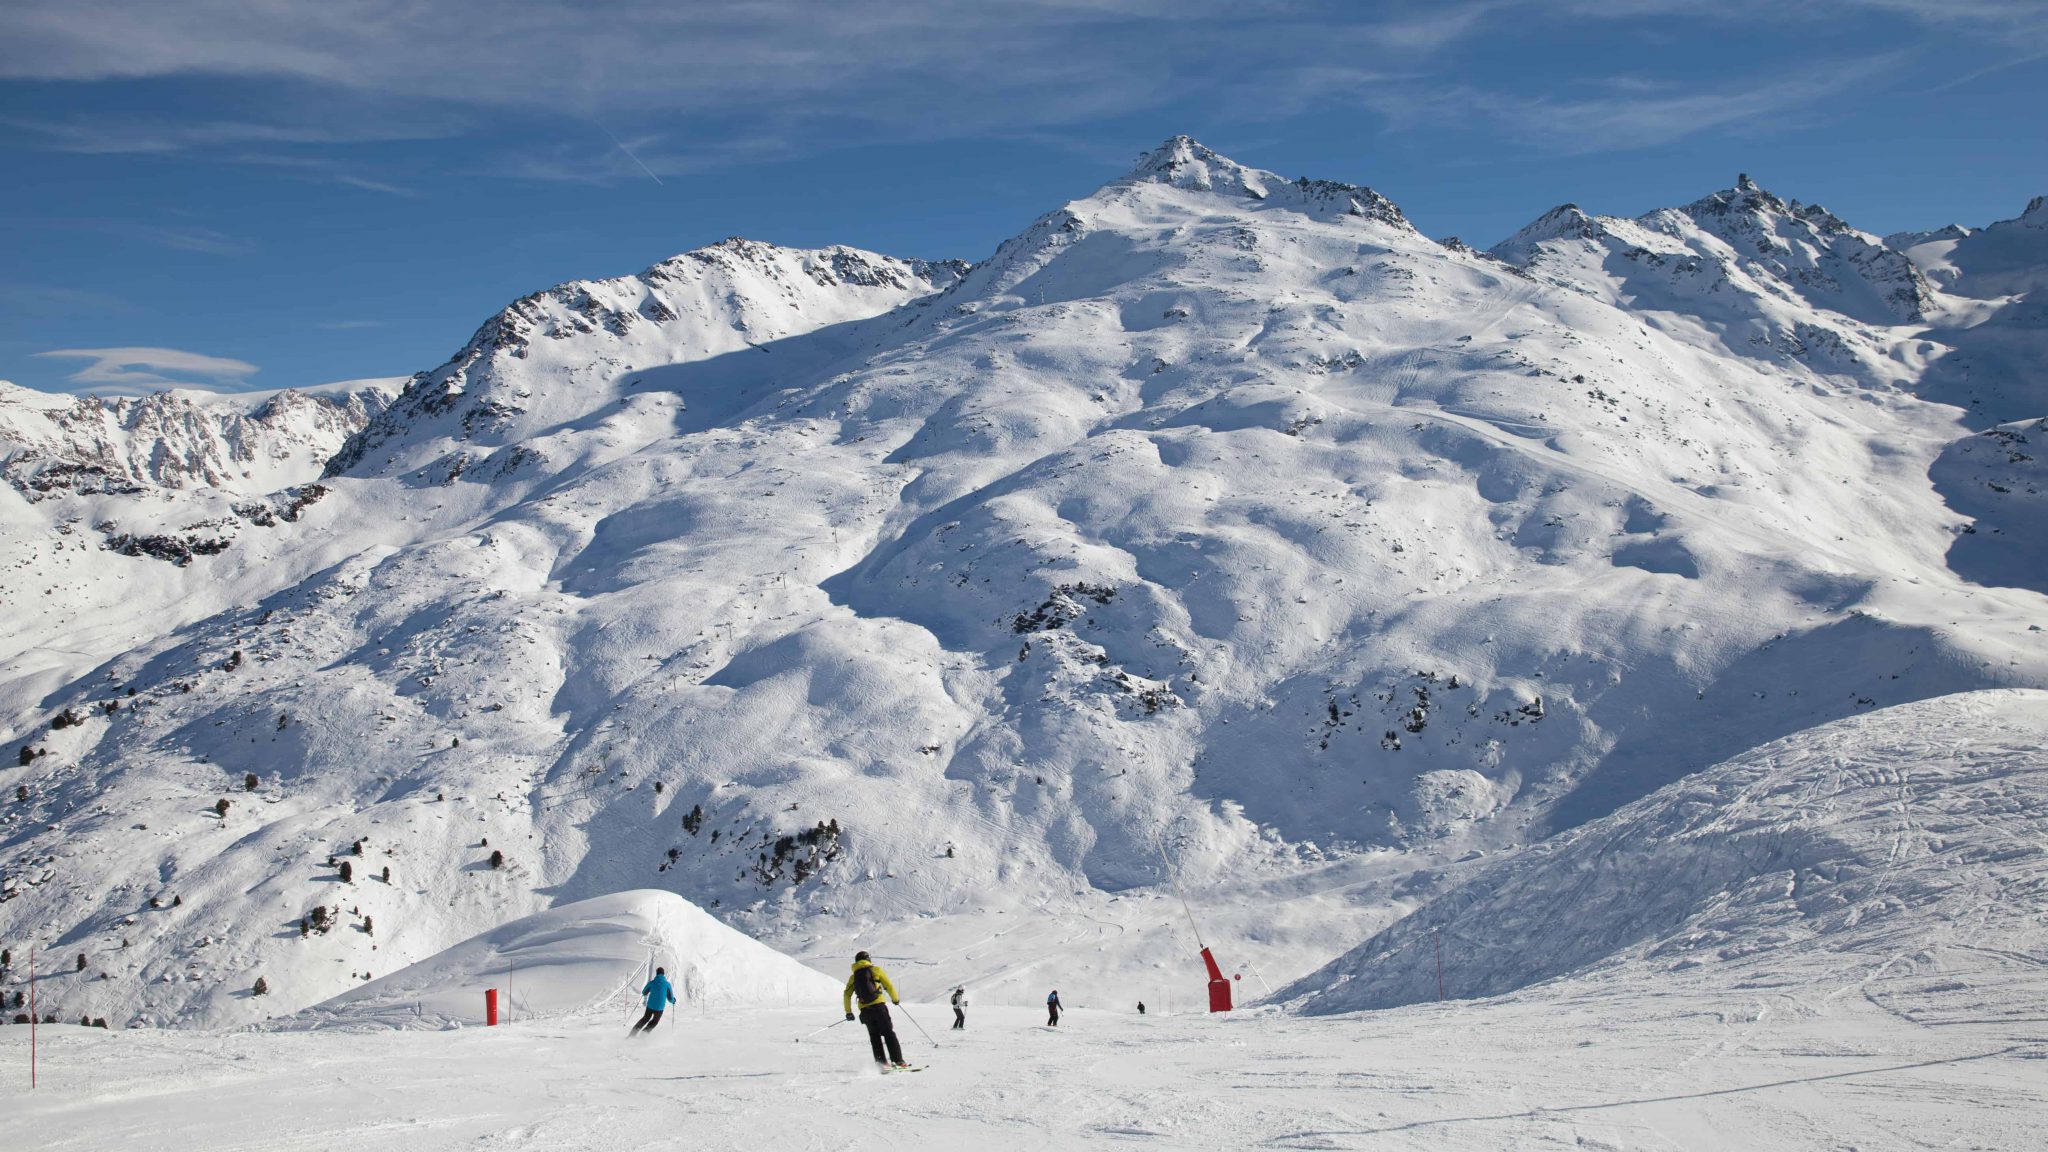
(485, 987), (499, 1026)
(1434, 928), (1444, 1002)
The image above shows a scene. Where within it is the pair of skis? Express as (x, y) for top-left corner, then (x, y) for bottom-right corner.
(797, 1004), (940, 1074)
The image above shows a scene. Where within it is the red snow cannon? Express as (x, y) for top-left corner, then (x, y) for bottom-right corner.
(1201, 947), (1233, 1012)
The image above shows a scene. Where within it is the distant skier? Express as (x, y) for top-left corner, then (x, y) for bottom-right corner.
(843, 951), (908, 1069)
(630, 966), (676, 1036)
(1046, 989), (1062, 1027)
(951, 986), (967, 1030)
(1136, 1001), (1146, 1016)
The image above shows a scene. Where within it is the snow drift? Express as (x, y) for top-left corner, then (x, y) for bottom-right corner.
(1282, 689), (2048, 1014)
(286, 890), (838, 1029)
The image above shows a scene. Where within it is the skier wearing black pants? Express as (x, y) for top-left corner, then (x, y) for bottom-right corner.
(630, 966), (676, 1036)
(1046, 989), (1062, 1027)
(843, 951), (907, 1069)
(951, 986), (967, 1030)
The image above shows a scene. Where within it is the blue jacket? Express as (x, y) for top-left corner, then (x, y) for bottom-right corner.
(643, 973), (676, 1011)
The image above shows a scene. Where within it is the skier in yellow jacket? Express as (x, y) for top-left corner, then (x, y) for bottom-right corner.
(842, 950), (908, 1069)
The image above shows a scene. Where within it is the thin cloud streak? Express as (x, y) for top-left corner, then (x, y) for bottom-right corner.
(1360, 55), (1902, 154)
(36, 346), (260, 392)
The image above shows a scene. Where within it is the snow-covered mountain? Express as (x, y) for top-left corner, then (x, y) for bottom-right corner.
(0, 379), (398, 722)
(1, 137), (2042, 1030)
(1, 380), (394, 499)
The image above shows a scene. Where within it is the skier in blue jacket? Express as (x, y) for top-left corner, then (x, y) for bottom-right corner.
(630, 967), (677, 1036)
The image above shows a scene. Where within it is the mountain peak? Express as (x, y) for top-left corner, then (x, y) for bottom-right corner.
(1114, 135), (1410, 228)
(1123, 135), (1269, 197)
(1490, 202), (1607, 264)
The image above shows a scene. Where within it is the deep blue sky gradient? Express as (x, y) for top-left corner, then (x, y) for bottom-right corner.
(2, 1), (2043, 394)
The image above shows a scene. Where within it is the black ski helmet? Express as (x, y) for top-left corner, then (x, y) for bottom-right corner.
(655, 966), (666, 975)
(854, 950), (870, 962)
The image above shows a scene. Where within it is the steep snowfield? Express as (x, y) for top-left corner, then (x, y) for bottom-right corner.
(1282, 690), (2048, 1014)
(1, 138), (2043, 1032)
(286, 890), (837, 1029)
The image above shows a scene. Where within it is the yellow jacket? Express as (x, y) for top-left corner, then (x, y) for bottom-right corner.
(843, 959), (899, 1013)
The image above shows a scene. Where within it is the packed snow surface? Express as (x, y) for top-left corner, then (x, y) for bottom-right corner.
(5, 994), (2043, 1150)
(289, 890), (838, 1029)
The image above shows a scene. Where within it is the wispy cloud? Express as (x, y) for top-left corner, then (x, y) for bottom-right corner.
(0, 112), (452, 154)
(1360, 55), (1901, 153)
(0, 0), (2033, 179)
(36, 346), (259, 394)
(119, 223), (246, 254)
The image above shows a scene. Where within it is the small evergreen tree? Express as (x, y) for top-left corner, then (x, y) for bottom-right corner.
(14, 785), (26, 803)
(253, 976), (269, 996)
(490, 849), (505, 870)
(81, 1014), (91, 1026)
(10, 1014), (26, 1025)
(2, 948), (10, 967)
(682, 804), (704, 835)
(339, 861), (353, 883)
(172, 895), (181, 907)
(380, 865), (390, 883)
(77, 952), (88, 971)
(362, 916), (373, 936)
(93, 1017), (108, 1029)
(244, 772), (259, 791)
(16, 746), (31, 767)
(215, 798), (230, 818)
(299, 917), (309, 938)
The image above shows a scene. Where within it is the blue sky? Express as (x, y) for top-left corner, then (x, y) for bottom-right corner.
(3, 0), (2043, 396)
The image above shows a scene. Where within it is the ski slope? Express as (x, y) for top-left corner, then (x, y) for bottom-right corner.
(4, 994), (2041, 1150)
(1284, 690), (2048, 1015)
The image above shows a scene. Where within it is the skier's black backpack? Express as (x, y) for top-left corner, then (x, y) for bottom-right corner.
(852, 964), (881, 1006)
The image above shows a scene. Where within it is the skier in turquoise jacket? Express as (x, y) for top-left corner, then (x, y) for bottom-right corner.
(630, 967), (677, 1036)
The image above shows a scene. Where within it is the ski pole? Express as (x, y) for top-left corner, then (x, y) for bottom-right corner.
(895, 1004), (940, 1049)
(795, 1017), (849, 1043)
